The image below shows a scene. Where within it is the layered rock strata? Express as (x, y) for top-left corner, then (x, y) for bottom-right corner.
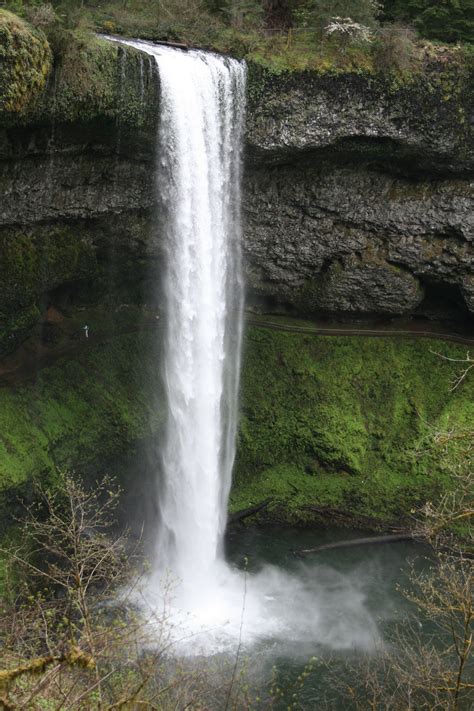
(0, 29), (472, 358)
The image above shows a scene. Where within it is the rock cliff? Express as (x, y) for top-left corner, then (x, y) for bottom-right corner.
(0, 24), (473, 527)
(0, 31), (472, 353)
(244, 61), (473, 320)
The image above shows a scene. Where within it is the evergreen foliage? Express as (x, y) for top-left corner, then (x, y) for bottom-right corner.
(295, 0), (381, 30)
(383, 0), (474, 43)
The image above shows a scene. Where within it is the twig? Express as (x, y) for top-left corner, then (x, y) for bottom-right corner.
(293, 533), (415, 556)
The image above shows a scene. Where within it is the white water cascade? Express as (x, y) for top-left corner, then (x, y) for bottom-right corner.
(151, 47), (246, 583)
(108, 37), (248, 620)
(106, 37), (382, 657)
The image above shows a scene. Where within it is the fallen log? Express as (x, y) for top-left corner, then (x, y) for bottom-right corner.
(228, 498), (273, 524)
(154, 39), (189, 50)
(293, 532), (415, 556)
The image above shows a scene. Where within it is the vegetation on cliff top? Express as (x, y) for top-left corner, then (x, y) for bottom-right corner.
(0, 0), (471, 129)
(0, 1), (472, 81)
(0, 9), (51, 116)
(0, 2), (470, 133)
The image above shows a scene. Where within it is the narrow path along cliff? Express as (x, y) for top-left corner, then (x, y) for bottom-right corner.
(1, 310), (473, 389)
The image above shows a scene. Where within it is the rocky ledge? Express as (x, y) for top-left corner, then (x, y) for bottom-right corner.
(0, 24), (473, 357)
(244, 60), (473, 321)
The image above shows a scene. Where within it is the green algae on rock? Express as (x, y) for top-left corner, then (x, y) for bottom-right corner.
(0, 331), (163, 522)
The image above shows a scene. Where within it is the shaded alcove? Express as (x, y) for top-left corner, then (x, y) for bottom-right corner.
(414, 280), (473, 326)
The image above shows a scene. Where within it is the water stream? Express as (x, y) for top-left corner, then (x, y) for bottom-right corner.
(134, 42), (246, 583)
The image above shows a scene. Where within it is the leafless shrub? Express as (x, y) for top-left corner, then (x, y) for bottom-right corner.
(374, 22), (418, 73)
(0, 472), (248, 709)
(325, 16), (374, 45)
(24, 2), (58, 28)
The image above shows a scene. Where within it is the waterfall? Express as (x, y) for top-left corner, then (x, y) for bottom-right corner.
(108, 38), (246, 585)
(103, 38), (382, 657)
(153, 47), (246, 582)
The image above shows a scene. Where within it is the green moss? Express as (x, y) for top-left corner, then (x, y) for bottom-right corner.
(0, 10), (52, 115)
(0, 11), (157, 128)
(230, 325), (474, 524)
(40, 33), (157, 127)
(0, 319), (471, 532)
(0, 332), (163, 506)
(0, 225), (98, 309)
(0, 303), (41, 355)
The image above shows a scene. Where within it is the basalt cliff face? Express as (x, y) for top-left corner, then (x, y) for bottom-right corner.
(244, 63), (473, 321)
(0, 35), (472, 353)
(0, 26), (473, 525)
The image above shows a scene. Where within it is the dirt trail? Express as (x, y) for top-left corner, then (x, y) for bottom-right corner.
(1, 315), (472, 389)
(246, 316), (474, 346)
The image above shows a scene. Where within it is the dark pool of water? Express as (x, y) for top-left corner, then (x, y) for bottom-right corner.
(222, 525), (431, 709)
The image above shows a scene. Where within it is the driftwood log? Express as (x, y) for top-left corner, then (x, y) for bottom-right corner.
(228, 498), (273, 524)
(155, 39), (188, 50)
(293, 532), (415, 556)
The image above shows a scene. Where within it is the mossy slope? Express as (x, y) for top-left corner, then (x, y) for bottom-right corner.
(0, 323), (471, 530)
(0, 331), (163, 519)
(231, 326), (474, 524)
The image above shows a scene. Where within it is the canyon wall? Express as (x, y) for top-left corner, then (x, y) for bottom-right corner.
(0, 31), (472, 356)
(0, 23), (473, 524)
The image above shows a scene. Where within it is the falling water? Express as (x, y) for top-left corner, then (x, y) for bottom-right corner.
(153, 47), (246, 582)
(108, 38), (246, 582)
(105, 37), (383, 657)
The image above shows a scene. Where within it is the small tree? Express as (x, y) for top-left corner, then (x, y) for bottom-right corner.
(325, 16), (374, 46)
(299, 0), (381, 31)
(0, 473), (254, 709)
(0, 473), (167, 709)
(374, 22), (418, 73)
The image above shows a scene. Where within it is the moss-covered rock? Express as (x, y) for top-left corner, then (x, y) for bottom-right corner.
(35, 33), (157, 128)
(0, 11), (158, 130)
(0, 10), (52, 117)
(230, 322), (474, 525)
(0, 330), (163, 523)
